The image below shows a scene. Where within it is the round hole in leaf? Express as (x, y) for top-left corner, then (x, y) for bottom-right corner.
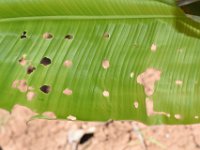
(40, 57), (51, 66)
(103, 90), (110, 97)
(65, 34), (73, 40)
(40, 85), (51, 94)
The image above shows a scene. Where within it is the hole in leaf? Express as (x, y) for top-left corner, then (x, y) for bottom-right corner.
(43, 33), (53, 39)
(63, 89), (73, 96)
(67, 115), (77, 121)
(12, 80), (28, 93)
(102, 60), (110, 69)
(195, 116), (199, 119)
(21, 31), (27, 39)
(176, 80), (183, 86)
(65, 34), (73, 40)
(64, 60), (73, 68)
(27, 66), (36, 74)
(19, 55), (27, 66)
(137, 68), (161, 96)
(174, 114), (182, 120)
(40, 85), (51, 94)
(103, 32), (110, 39)
(103, 90), (109, 97)
(26, 91), (36, 101)
(134, 101), (139, 109)
(79, 133), (94, 144)
(40, 57), (51, 66)
(151, 43), (157, 52)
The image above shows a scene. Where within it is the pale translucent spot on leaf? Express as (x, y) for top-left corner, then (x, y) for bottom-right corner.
(26, 91), (36, 101)
(176, 80), (183, 86)
(177, 48), (184, 53)
(43, 32), (53, 39)
(63, 89), (73, 96)
(103, 32), (110, 39)
(174, 114), (182, 120)
(102, 60), (110, 69)
(67, 115), (77, 121)
(151, 43), (157, 52)
(40, 85), (51, 94)
(64, 60), (73, 68)
(130, 72), (134, 78)
(194, 116), (199, 119)
(137, 68), (161, 96)
(134, 101), (139, 109)
(19, 55), (27, 66)
(103, 90), (110, 97)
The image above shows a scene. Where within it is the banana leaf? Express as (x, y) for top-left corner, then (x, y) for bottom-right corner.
(0, 0), (200, 125)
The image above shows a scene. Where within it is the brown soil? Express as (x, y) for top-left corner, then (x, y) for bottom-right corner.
(0, 105), (200, 150)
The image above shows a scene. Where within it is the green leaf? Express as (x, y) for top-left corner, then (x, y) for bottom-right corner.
(0, 0), (200, 125)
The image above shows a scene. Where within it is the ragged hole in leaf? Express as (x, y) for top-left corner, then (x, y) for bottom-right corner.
(64, 60), (73, 68)
(103, 90), (110, 97)
(67, 115), (77, 121)
(40, 57), (51, 66)
(65, 34), (73, 40)
(194, 116), (199, 119)
(12, 80), (28, 93)
(27, 66), (36, 74)
(43, 112), (56, 119)
(43, 32), (53, 39)
(21, 31), (27, 39)
(137, 68), (161, 96)
(63, 89), (73, 96)
(40, 85), (51, 94)
(102, 60), (110, 69)
(145, 98), (170, 117)
(19, 55), (27, 66)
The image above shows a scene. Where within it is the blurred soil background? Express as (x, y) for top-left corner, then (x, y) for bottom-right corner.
(0, 105), (200, 150)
